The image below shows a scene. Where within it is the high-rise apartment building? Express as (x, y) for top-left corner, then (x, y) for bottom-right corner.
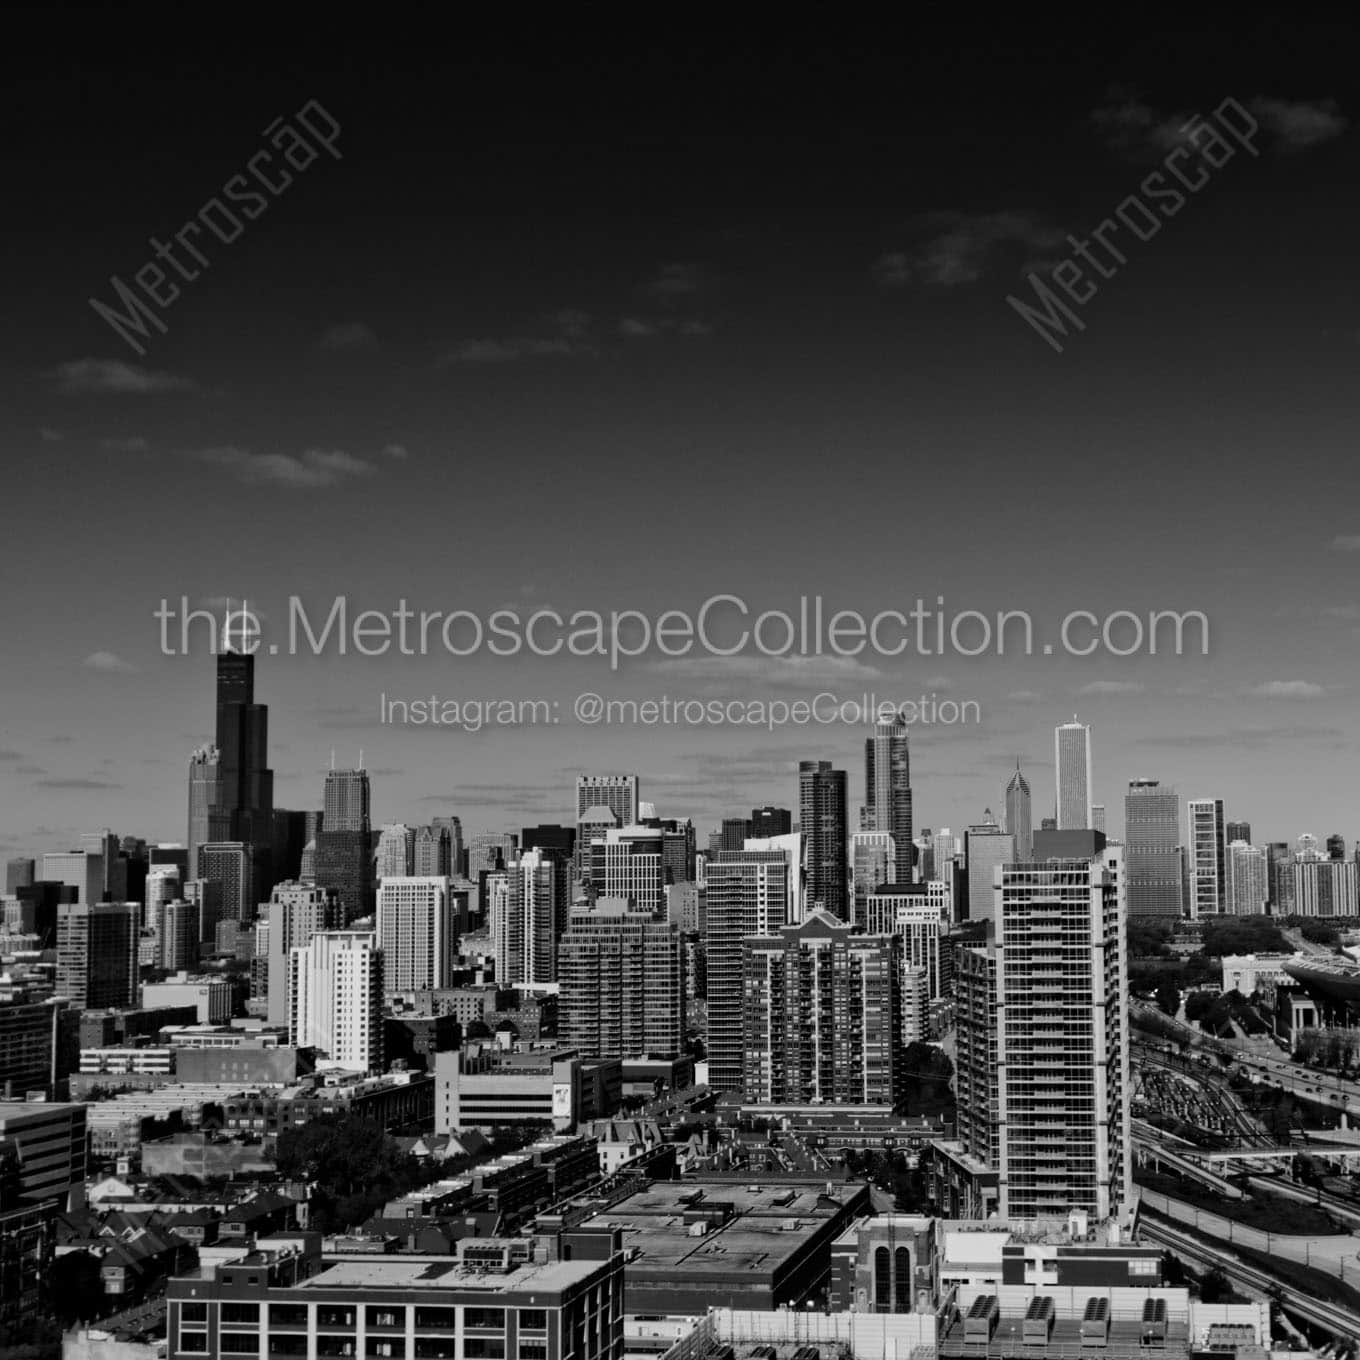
(56, 902), (139, 1009)
(864, 716), (913, 883)
(865, 882), (949, 1000)
(490, 849), (568, 986)
(743, 910), (902, 1105)
(265, 881), (343, 1024)
(196, 841), (254, 923)
(559, 898), (685, 1059)
(799, 760), (848, 918)
(160, 899), (200, 972)
(1124, 779), (1184, 922)
(955, 854), (1132, 1221)
(575, 775), (639, 871)
(315, 768), (374, 922)
(376, 876), (456, 993)
(1226, 820), (1252, 846)
(1187, 798), (1226, 918)
(413, 823), (453, 877)
(1225, 841), (1268, 915)
(705, 850), (790, 1092)
(1004, 763), (1032, 862)
(1054, 718), (1093, 831)
(288, 930), (383, 1073)
(4, 859), (34, 895)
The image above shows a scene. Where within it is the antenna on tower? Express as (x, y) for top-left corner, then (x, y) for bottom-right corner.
(359, 748), (365, 769)
(330, 749), (336, 771)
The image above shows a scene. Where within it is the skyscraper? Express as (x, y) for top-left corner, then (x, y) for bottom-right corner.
(956, 854), (1131, 1221)
(1054, 718), (1092, 831)
(288, 930), (383, 1074)
(750, 806), (792, 837)
(1187, 798), (1226, 918)
(799, 760), (848, 918)
(490, 848), (568, 986)
(865, 716), (913, 883)
(1004, 763), (1032, 861)
(964, 812), (1014, 927)
(588, 825), (665, 916)
(413, 823), (453, 877)
(1124, 780), (1184, 922)
(742, 910), (902, 1106)
(376, 824), (416, 879)
(558, 898), (685, 1059)
(56, 902), (139, 1009)
(264, 881), (343, 1024)
(1226, 820), (1252, 846)
(376, 877), (456, 993)
(196, 841), (254, 923)
(4, 858), (34, 895)
(705, 849), (790, 1092)
(575, 774), (639, 872)
(1225, 841), (1267, 915)
(315, 768), (374, 921)
(207, 630), (275, 904)
(850, 831), (895, 931)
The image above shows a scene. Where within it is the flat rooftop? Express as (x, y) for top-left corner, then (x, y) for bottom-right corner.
(579, 1179), (860, 1280)
(299, 1254), (602, 1295)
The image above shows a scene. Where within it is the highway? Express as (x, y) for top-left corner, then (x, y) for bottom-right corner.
(1139, 1212), (1360, 1344)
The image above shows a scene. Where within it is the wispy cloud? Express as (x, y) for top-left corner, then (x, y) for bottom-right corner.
(1245, 679), (1327, 700)
(381, 443), (411, 460)
(648, 262), (704, 298)
(1005, 689), (1043, 704)
(49, 358), (198, 394)
(874, 211), (1065, 289)
(1092, 87), (1348, 160)
(193, 446), (377, 488)
(83, 650), (137, 673)
(619, 317), (713, 338)
(35, 776), (123, 790)
(1077, 679), (1144, 695)
(38, 427), (63, 442)
(318, 321), (378, 350)
(1330, 534), (1360, 552)
(99, 435), (150, 453)
(1248, 96), (1348, 151)
(441, 310), (596, 364)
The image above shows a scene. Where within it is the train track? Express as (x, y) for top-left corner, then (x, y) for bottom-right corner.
(1140, 1212), (1360, 1344)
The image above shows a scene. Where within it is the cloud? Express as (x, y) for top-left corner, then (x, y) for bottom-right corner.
(39, 427), (63, 442)
(83, 650), (137, 673)
(1093, 87), (1348, 161)
(34, 776), (123, 790)
(1248, 97), (1348, 151)
(381, 443), (410, 460)
(1005, 689), (1043, 703)
(0, 749), (22, 762)
(874, 211), (1066, 289)
(1136, 724), (1341, 750)
(921, 674), (954, 691)
(619, 317), (713, 339)
(645, 654), (885, 687)
(193, 446), (377, 488)
(1330, 534), (1360, 551)
(49, 358), (197, 394)
(1320, 604), (1360, 621)
(319, 322), (378, 350)
(99, 435), (150, 453)
(648, 262), (703, 298)
(1245, 679), (1327, 700)
(442, 310), (596, 365)
(1077, 679), (1144, 695)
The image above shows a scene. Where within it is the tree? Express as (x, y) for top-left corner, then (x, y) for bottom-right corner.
(1199, 1267), (1231, 1303)
(1155, 982), (1180, 1017)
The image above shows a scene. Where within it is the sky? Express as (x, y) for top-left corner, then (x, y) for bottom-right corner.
(3, 23), (1359, 856)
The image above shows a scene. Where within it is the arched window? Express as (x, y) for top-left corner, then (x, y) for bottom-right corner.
(894, 1246), (911, 1311)
(874, 1246), (890, 1311)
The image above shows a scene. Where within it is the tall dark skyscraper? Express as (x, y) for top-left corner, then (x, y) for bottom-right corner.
(750, 806), (792, 838)
(1004, 761), (1032, 862)
(315, 767), (374, 922)
(865, 717), (913, 883)
(188, 628), (275, 908)
(800, 760), (848, 919)
(1125, 779), (1184, 922)
(1225, 820), (1252, 846)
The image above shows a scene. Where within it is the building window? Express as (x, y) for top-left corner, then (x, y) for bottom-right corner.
(463, 1308), (505, 1331)
(518, 1309), (548, 1331)
(223, 1304), (260, 1324)
(220, 1337), (260, 1354)
(874, 1246), (891, 1311)
(413, 1308), (457, 1331)
(270, 1305), (309, 1328)
(462, 1343), (504, 1360)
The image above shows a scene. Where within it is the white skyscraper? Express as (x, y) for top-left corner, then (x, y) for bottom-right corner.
(288, 929), (383, 1073)
(1226, 840), (1268, 915)
(490, 849), (568, 986)
(1054, 718), (1093, 830)
(376, 875), (456, 992)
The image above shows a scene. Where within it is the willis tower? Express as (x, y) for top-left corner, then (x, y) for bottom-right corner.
(189, 616), (275, 910)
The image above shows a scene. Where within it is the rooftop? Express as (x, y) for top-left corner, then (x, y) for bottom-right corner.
(297, 1252), (603, 1295)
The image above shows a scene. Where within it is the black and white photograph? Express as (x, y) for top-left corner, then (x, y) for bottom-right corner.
(3, 19), (1360, 1360)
